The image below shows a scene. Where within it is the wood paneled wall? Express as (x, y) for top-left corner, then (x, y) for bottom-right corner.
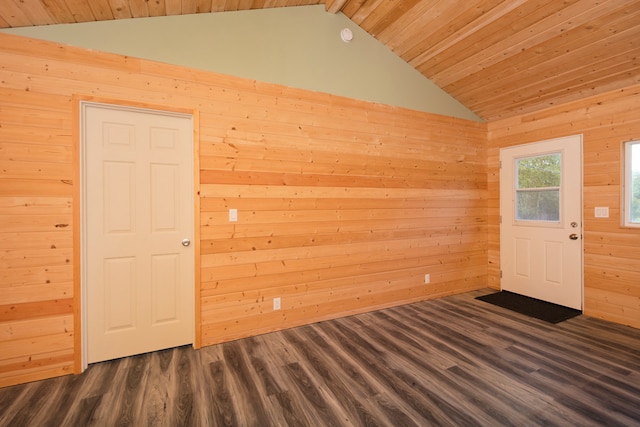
(197, 93), (488, 346)
(0, 33), (488, 387)
(488, 85), (640, 329)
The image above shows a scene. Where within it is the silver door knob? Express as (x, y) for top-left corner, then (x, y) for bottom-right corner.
(181, 238), (191, 247)
(569, 234), (579, 240)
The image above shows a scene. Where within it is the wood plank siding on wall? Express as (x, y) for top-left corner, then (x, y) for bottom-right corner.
(0, 33), (488, 387)
(488, 84), (640, 329)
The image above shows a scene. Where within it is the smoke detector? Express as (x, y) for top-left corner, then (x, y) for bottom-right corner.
(340, 28), (353, 43)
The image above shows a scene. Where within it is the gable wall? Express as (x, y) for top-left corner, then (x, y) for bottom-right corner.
(0, 33), (487, 387)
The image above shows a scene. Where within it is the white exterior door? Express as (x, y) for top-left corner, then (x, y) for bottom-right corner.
(500, 135), (583, 310)
(82, 102), (194, 364)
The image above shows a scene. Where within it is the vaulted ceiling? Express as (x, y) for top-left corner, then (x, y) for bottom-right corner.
(1, 0), (639, 121)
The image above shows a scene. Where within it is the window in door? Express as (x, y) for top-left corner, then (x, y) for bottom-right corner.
(515, 153), (561, 222)
(623, 140), (640, 227)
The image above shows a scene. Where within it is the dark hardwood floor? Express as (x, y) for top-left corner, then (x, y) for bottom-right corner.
(2, 289), (640, 426)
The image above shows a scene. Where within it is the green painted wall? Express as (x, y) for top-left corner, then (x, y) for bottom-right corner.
(3, 5), (481, 121)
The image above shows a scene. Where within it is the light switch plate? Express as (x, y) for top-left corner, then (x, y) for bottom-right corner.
(229, 208), (238, 222)
(594, 207), (609, 218)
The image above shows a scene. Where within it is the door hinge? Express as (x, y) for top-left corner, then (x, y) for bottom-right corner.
(500, 270), (503, 278)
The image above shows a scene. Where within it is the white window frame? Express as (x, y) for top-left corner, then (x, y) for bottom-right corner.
(623, 140), (640, 227)
(514, 151), (563, 226)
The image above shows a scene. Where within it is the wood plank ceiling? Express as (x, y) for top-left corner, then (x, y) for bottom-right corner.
(1, 0), (639, 121)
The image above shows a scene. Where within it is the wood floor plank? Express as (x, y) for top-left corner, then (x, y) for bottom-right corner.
(281, 327), (395, 426)
(315, 320), (475, 426)
(207, 360), (237, 426)
(0, 289), (639, 426)
(222, 341), (273, 425)
(59, 360), (119, 426)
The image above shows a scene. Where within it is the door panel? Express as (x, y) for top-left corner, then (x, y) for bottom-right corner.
(104, 257), (135, 331)
(83, 102), (194, 364)
(151, 254), (179, 324)
(500, 135), (582, 310)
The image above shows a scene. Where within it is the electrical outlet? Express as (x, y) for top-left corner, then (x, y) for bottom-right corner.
(273, 297), (281, 310)
(424, 274), (430, 284)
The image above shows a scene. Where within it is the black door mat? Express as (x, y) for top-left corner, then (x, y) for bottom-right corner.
(476, 291), (581, 324)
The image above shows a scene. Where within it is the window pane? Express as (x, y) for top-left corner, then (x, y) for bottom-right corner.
(630, 143), (640, 224)
(516, 190), (560, 221)
(517, 154), (561, 188)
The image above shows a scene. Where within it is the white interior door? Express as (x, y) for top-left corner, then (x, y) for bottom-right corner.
(500, 135), (583, 310)
(82, 102), (194, 364)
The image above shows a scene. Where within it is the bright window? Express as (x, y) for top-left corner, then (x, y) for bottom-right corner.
(515, 153), (561, 222)
(624, 140), (640, 227)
